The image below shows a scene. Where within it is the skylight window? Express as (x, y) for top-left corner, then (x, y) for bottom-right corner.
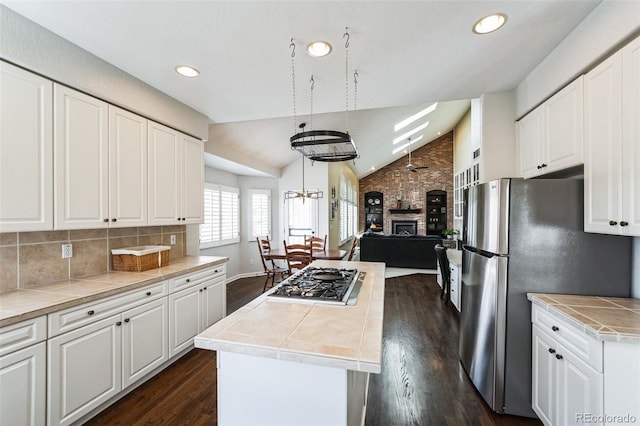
(393, 121), (429, 144)
(392, 135), (423, 154)
(394, 103), (438, 132)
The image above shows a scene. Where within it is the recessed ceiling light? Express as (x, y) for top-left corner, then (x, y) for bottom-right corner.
(175, 65), (200, 78)
(307, 41), (332, 57)
(473, 14), (507, 34)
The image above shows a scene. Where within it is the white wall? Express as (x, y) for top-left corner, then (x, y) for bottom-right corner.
(0, 5), (209, 139)
(453, 109), (472, 174)
(479, 90), (517, 182)
(516, 1), (640, 117)
(238, 175), (281, 278)
(196, 167), (280, 282)
(198, 168), (241, 279)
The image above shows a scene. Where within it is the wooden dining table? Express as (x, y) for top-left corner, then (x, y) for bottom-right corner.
(262, 248), (347, 261)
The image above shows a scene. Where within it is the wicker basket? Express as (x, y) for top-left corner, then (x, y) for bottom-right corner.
(111, 245), (171, 272)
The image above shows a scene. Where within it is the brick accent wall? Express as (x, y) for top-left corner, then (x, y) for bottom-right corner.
(359, 131), (454, 235)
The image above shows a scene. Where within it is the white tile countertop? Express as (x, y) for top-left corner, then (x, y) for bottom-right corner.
(528, 293), (640, 343)
(0, 256), (228, 327)
(447, 249), (462, 267)
(195, 260), (385, 373)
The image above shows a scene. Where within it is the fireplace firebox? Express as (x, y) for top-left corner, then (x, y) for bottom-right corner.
(392, 220), (418, 235)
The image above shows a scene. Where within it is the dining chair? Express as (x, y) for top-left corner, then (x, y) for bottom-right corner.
(434, 244), (450, 304)
(305, 234), (327, 252)
(347, 236), (360, 261)
(257, 237), (288, 292)
(283, 241), (313, 274)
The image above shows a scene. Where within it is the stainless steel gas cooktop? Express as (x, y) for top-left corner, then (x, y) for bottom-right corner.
(268, 267), (364, 305)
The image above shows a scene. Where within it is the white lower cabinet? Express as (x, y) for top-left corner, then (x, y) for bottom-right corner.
(48, 315), (121, 426)
(449, 263), (460, 311)
(0, 342), (46, 426)
(169, 268), (226, 357)
(532, 325), (603, 426)
(2, 264), (226, 426)
(531, 305), (639, 426)
(122, 298), (168, 389)
(0, 316), (47, 425)
(48, 297), (168, 426)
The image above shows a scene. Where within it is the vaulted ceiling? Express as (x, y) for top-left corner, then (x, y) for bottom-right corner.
(4, 1), (601, 177)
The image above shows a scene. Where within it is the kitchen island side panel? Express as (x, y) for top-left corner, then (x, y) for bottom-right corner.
(218, 351), (369, 426)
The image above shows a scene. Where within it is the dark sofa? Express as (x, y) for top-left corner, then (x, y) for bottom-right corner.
(359, 233), (442, 269)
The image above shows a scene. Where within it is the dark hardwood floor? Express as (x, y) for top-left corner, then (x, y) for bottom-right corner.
(88, 274), (541, 426)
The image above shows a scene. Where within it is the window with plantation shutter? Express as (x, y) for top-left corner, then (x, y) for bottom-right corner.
(249, 189), (271, 240)
(339, 176), (358, 244)
(200, 183), (239, 248)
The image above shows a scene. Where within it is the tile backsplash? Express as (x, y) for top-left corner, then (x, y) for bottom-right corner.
(0, 225), (186, 292)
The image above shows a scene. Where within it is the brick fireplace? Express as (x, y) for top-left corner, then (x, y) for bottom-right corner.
(358, 131), (453, 235)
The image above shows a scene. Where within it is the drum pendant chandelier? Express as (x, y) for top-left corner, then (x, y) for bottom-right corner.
(289, 28), (359, 163)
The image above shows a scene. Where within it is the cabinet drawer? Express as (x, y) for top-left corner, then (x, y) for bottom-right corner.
(169, 265), (226, 292)
(49, 281), (167, 337)
(532, 304), (603, 371)
(0, 316), (47, 357)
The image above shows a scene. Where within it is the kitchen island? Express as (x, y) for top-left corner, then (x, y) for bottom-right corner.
(195, 260), (385, 426)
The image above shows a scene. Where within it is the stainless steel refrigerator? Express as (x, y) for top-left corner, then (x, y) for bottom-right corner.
(459, 178), (632, 418)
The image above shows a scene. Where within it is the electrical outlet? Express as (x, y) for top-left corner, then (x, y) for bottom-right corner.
(249, 258), (254, 265)
(62, 243), (73, 259)
(170, 235), (176, 245)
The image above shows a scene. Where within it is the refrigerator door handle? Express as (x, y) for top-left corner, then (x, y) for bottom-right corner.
(463, 245), (498, 259)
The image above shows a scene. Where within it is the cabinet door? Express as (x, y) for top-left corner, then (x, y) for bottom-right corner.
(0, 342), (46, 426)
(181, 134), (204, 224)
(168, 285), (201, 357)
(584, 50), (623, 234)
(621, 36), (640, 236)
(517, 108), (544, 178)
(200, 277), (226, 330)
(48, 315), (121, 426)
(109, 106), (147, 227)
(532, 326), (555, 426)
(0, 62), (53, 232)
(556, 347), (603, 426)
(449, 264), (460, 311)
(121, 298), (168, 389)
(544, 76), (584, 173)
(148, 121), (180, 225)
(54, 84), (109, 230)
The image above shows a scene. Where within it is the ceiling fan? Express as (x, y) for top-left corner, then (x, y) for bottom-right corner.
(405, 138), (428, 172)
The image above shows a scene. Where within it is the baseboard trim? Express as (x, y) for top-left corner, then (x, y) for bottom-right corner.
(226, 271), (265, 284)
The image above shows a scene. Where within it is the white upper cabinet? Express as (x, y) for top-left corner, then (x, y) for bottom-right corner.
(517, 107), (544, 178)
(148, 121), (181, 225)
(181, 134), (204, 224)
(620, 36), (640, 236)
(584, 35), (640, 236)
(148, 122), (203, 226)
(109, 106), (148, 227)
(0, 62), (53, 232)
(54, 84), (109, 230)
(517, 77), (584, 179)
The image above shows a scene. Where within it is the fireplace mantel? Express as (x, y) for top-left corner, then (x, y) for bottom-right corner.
(389, 209), (422, 214)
